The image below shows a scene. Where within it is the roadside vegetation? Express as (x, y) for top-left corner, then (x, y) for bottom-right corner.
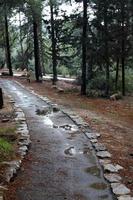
(0, 96), (17, 184)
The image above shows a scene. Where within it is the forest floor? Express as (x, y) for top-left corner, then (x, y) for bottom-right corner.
(0, 94), (17, 184)
(2, 76), (133, 194)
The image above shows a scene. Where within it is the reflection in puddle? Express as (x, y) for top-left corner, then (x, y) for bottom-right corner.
(43, 116), (53, 127)
(83, 147), (91, 155)
(72, 193), (88, 200)
(64, 146), (76, 156)
(85, 166), (101, 177)
(36, 108), (50, 115)
(89, 182), (107, 190)
(98, 194), (109, 199)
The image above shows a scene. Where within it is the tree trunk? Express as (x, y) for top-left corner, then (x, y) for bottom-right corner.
(50, 2), (57, 85)
(87, 57), (93, 81)
(0, 88), (4, 109)
(121, 2), (125, 96)
(104, 3), (110, 97)
(115, 57), (119, 91)
(81, 0), (87, 95)
(19, 10), (25, 69)
(33, 18), (42, 82)
(4, 8), (13, 76)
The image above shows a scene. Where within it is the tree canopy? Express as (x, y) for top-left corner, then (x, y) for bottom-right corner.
(0, 0), (133, 95)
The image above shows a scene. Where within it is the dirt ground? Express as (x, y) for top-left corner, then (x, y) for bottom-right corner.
(0, 93), (17, 184)
(3, 77), (133, 194)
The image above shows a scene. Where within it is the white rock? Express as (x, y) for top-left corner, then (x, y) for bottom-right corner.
(90, 139), (98, 143)
(0, 186), (7, 191)
(116, 165), (123, 170)
(103, 164), (123, 173)
(111, 183), (130, 195)
(0, 196), (3, 200)
(85, 132), (100, 139)
(117, 195), (133, 200)
(93, 143), (107, 151)
(104, 173), (122, 183)
(96, 151), (111, 158)
(19, 146), (28, 152)
(99, 159), (111, 165)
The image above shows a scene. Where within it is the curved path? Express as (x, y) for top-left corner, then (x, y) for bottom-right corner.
(0, 79), (116, 200)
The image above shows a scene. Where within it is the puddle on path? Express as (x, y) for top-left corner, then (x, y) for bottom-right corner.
(84, 166), (101, 177)
(89, 182), (107, 190)
(36, 108), (51, 115)
(64, 146), (76, 156)
(42, 116), (54, 127)
(67, 131), (79, 140)
(98, 194), (109, 199)
(83, 147), (91, 155)
(72, 193), (88, 200)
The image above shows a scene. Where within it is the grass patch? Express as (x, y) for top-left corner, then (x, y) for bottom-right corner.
(64, 87), (79, 93)
(0, 126), (17, 142)
(0, 127), (16, 135)
(0, 138), (13, 162)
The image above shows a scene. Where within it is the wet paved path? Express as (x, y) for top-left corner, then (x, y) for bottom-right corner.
(0, 79), (115, 200)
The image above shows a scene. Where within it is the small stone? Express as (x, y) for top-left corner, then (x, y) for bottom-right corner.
(15, 117), (26, 121)
(19, 146), (28, 152)
(90, 139), (98, 143)
(18, 139), (31, 146)
(2, 160), (21, 169)
(103, 164), (121, 173)
(128, 179), (133, 184)
(65, 125), (71, 130)
(93, 143), (107, 151)
(53, 125), (58, 128)
(99, 159), (111, 165)
(129, 153), (133, 157)
(53, 106), (60, 112)
(117, 195), (133, 200)
(96, 151), (111, 158)
(5, 167), (16, 182)
(57, 88), (64, 93)
(51, 85), (58, 89)
(1, 118), (9, 123)
(85, 132), (100, 139)
(9, 100), (15, 103)
(0, 186), (7, 191)
(115, 165), (123, 170)
(111, 183), (130, 195)
(104, 173), (122, 183)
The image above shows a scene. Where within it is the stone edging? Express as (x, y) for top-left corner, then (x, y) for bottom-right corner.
(62, 108), (133, 200)
(0, 96), (31, 200)
(13, 81), (133, 200)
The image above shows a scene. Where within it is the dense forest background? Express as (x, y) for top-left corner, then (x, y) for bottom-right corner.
(0, 0), (133, 96)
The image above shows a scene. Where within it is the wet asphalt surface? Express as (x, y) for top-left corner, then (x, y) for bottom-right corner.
(0, 79), (116, 200)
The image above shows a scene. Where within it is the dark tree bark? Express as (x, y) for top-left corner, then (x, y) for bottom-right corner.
(50, 2), (57, 85)
(104, 2), (110, 97)
(87, 57), (93, 81)
(4, 8), (13, 76)
(121, 2), (126, 96)
(81, 0), (87, 95)
(115, 57), (119, 91)
(0, 88), (4, 109)
(19, 10), (25, 70)
(33, 18), (42, 82)
(40, 33), (45, 75)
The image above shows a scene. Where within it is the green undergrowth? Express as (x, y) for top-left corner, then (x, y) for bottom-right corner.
(0, 127), (16, 135)
(0, 126), (17, 162)
(0, 138), (13, 162)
